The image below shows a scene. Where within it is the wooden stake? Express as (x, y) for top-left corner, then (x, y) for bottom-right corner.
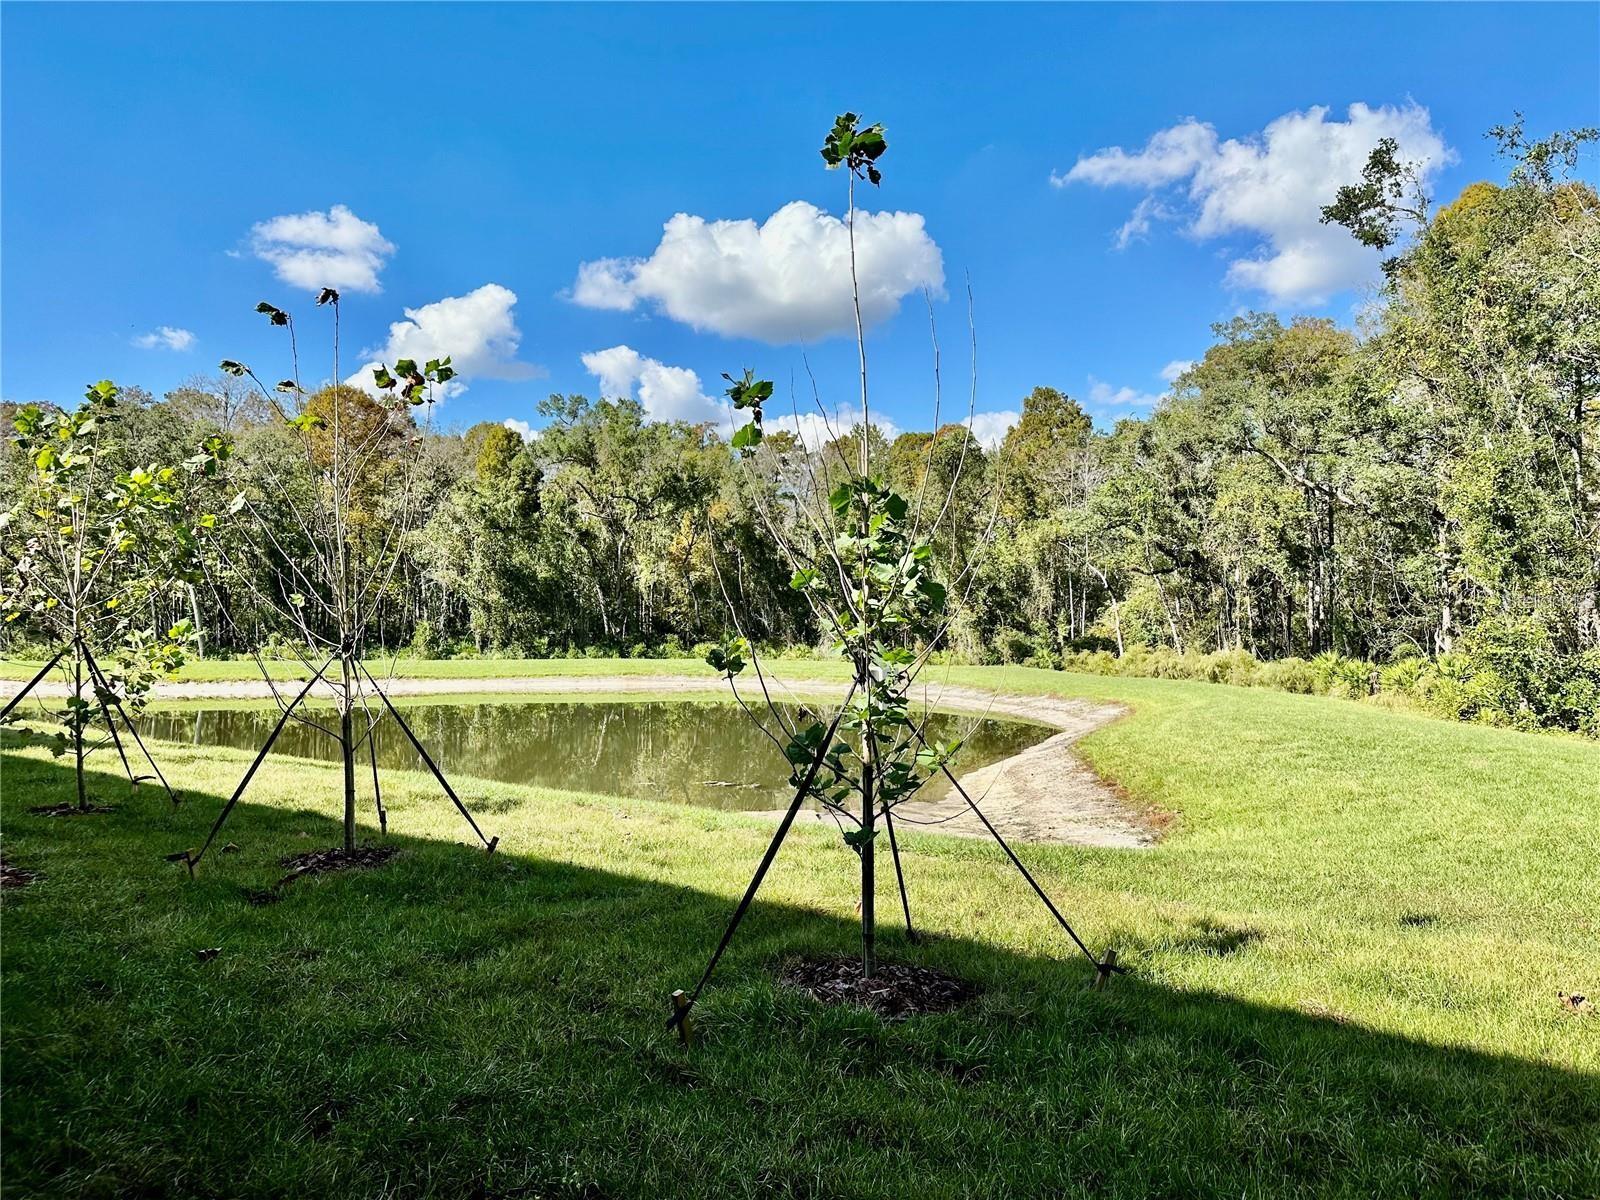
(670, 990), (693, 1045)
(1092, 948), (1119, 991)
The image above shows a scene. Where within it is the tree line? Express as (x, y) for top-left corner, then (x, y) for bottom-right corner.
(4, 123), (1595, 734)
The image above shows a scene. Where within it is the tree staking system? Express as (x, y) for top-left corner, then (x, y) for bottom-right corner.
(669, 115), (1120, 1040)
(173, 294), (497, 875)
(1, 382), (217, 811)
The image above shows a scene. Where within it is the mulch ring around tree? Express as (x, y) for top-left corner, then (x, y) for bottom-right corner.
(28, 802), (115, 817)
(779, 955), (978, 1019)
(275, 844), (399, 889)
(1, 858), (40, 889)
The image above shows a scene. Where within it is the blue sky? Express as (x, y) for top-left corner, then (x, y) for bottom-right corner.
(3, 2), (1596, 442)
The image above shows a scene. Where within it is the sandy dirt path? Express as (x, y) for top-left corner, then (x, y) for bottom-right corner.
(6, 671), (1158, 848)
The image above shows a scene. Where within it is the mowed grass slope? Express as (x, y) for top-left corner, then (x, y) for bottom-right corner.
(2, 666), (1597, 1198)
(0, 655), (732, 683)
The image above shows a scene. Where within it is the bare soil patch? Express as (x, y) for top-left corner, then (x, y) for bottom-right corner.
(277, 844), (399, 886)
(1, 858), (40, 888)
(779, 955), (977, 1019)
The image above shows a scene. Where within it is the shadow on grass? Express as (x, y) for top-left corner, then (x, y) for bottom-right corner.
(1, 752), (1596, 1200)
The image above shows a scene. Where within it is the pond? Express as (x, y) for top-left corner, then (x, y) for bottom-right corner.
(140, 697), (1054, 811)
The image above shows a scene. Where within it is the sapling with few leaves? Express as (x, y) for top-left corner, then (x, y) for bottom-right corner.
(185, 291), (495, 867)
(707, 114), (984, 980)
(0, 381), (221, 809)
(672, 116), (1116, 1025)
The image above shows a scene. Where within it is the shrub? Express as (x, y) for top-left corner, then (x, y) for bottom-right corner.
(1206, 648), (1261, 687)
(991, 628), (1035, 666)
(1257, 656), (1315, 694)
(1552, 652), (1600, 737)
(1066, 634), (1119, 654)
(1060, 649), (1119, 676)
(409, 620), (440, 659)
(1379, 656), (1430, 696)
(1310, 652), (1375, 698)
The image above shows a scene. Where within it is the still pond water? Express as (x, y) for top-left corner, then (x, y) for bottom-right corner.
(142, 698), (1052, 811)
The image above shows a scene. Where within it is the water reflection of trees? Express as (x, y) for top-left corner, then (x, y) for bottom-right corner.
(143, 701), (1047, 811)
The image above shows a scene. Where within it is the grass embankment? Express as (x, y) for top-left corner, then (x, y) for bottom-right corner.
(2, 665), (1597, 1197)
(0, 655), (728, 684)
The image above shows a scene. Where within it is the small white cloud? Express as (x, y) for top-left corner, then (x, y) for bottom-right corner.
(250, 204), (395, 294)
(1159, 359), (1195, 384)
(580, 344), (724, 424)
(350, 284), (541, 396)
(963, 411), (1019, 449)
(1055, 119), (1218, 188)
(1114, 195), (1175, 250)
(1088, 376), (1161, 413)
(132, 326), (195, 351)
(1056, 103), (1453, 303)
(502, 418), (535, 442)
(769, 407), (899, 451)
(570, 200), (944, 343)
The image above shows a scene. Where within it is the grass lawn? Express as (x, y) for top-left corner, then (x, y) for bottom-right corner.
(2, 665), (1597, 1197)
(0, 655), (730, 684)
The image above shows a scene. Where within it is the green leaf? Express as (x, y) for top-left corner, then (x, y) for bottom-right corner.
(722, 369), (774, 411)
(731, 422), (763, 452)
(820, 113), (888, 182)
(841, 827), (876, 850)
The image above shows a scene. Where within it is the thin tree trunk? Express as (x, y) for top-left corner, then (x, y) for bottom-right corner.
(340, 654), (357, 853)
(860, 720), (876, 980)
(188, 585), (206, 657)
(73, 641), (88, 812)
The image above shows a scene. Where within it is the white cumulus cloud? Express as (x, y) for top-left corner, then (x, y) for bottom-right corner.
(250, 204), (395, 294)
(1159, 359), (1195, 384)
(570, 200), (944, 343)
(349, 284), (541, 396)
(769, 407), (900, 451)
(132, 326), (195, 351)
(580, 345), (725, 425)
(963, 411), (1019, 449)
(502, 418), (535, 442)
(1056, 103), (1452, 303)
(1087, 376), (1162, 413)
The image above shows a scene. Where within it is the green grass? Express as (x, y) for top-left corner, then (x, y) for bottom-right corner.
(0, 655), (730, 683)
(3, 666), (1597, 1197)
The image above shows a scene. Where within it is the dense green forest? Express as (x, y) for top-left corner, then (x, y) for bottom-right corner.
(4, 128), (1596, 734)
